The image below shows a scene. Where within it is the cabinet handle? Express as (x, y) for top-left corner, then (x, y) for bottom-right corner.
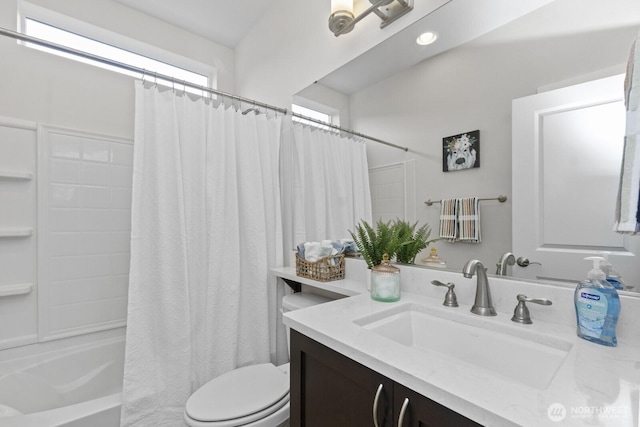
(372, 384), (383, 427)
(397, 397), (409, 427)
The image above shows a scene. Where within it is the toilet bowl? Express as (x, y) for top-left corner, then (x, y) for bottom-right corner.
(183, 292), (332, 427)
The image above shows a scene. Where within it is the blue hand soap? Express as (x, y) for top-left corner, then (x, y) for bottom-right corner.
(574, 256), (620, 347)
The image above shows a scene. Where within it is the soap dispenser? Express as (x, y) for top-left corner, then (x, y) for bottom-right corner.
(599, 252), (626, 290)
(574, 256), (620, 347)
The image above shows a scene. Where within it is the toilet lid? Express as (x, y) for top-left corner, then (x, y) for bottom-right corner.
(185, 363), (289, 423)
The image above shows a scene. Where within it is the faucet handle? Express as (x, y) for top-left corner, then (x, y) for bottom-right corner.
(431, 280), (459, 307)
(511, 294), (552, 324)
(516, 257), (542, 267)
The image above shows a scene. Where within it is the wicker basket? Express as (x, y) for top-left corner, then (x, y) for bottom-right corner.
(295, 253), (345, 282)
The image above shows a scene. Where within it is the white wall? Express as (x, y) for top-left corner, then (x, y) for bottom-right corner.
(349, 0), (640, 270)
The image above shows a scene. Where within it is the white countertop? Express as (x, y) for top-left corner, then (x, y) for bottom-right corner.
(275, 266), (640, 427)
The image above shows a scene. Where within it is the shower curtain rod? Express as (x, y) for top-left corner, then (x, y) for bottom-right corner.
(0, 26), (409, 152)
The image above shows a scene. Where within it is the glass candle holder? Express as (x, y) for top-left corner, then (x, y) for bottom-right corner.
(371, 253), (400, 302)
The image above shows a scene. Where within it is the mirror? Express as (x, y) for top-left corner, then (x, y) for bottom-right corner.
(295, 0), (640, 293)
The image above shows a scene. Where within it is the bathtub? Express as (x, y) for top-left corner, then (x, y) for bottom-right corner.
(0, 330), (124, 427)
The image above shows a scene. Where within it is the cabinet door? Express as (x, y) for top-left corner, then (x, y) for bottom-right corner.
(290, 330), (394, 427)
(394, 383), (482, 427)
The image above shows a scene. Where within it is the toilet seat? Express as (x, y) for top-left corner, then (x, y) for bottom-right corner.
(184, 363), (290, 427)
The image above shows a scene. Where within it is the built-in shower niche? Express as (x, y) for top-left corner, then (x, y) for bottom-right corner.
(0, 117), (37, 351)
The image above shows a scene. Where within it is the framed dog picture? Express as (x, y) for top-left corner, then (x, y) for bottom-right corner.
(442, 130), (480, 172)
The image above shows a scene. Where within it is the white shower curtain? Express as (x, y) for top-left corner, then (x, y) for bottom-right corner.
(280, 118), (372, 249)
(270, 119), (372, 366)
(121, 82), (283, 426)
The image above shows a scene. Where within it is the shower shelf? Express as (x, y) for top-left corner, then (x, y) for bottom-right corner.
(0, 170), (32, 180)
(0, 228), (33, 237)
(0, 283), (33, 297)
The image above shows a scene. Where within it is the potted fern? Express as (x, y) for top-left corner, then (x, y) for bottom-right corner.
(349, 219), (401, 269)
(393, 220), (439, 264)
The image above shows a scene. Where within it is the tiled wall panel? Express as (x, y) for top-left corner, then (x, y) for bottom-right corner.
(39, 126), (132, 341)
(369, 163), (405, 223)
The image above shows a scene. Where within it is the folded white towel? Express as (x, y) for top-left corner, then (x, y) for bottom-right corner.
(304, 242), (322, 262)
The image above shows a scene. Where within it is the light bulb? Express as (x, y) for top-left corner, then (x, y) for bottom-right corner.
(331, 0), (353, 14)
(416, 31), (438, 46)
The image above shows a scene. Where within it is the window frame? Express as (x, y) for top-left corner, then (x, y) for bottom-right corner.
(292, 104), (334, 128)
(17, 1), (216, 90)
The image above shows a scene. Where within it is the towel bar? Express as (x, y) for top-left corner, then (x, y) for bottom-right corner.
(0, 170), (32, 180)
(424, 195), (507, 206)
(0, 283), (33, 297)
(0, 228), (33, 237)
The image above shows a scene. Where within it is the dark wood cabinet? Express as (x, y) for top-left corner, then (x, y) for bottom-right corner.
(393, 383), (481, 427)
(290, 329), (394, 426)
(290, 330), (482, 427)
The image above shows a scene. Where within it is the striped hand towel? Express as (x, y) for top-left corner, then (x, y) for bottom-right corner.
(457, 197), (481, 243)
(438, 198), (458, 241)
(615, 29), (640, 234)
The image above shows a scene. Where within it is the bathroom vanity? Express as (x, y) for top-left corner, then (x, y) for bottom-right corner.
(274, 259), (640, 426)
(290, 329), (480, 426)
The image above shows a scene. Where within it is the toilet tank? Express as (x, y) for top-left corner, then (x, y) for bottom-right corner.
(282, 293), (332, 312)
(282, 293), (332, 356)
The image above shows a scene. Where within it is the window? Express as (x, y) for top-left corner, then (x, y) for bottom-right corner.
(21, 17), (210, 93)
(292, 104), (334, 128)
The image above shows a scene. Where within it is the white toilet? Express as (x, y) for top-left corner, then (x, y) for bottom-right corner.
(183, 292), (332, 427)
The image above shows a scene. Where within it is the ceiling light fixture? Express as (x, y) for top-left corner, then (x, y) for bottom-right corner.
(329, 0), (413, 37)
(416, 31), (438, 46)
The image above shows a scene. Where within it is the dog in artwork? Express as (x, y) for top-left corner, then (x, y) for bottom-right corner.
(445, 133), (477, 171)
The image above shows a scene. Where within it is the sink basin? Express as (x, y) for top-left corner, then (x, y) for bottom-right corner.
(354, 303), (572, 390)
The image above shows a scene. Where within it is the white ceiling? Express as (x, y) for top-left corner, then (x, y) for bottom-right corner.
(113, 0), (278, 48)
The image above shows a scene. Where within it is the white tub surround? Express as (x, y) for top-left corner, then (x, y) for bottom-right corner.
(276, 260), (640, 426)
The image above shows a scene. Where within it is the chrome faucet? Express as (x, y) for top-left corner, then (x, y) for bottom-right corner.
(462, 259), (497, 316)
(495, 252), (516, 276)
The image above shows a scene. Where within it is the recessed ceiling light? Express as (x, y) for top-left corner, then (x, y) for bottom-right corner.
(416, 31), (438, 46)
